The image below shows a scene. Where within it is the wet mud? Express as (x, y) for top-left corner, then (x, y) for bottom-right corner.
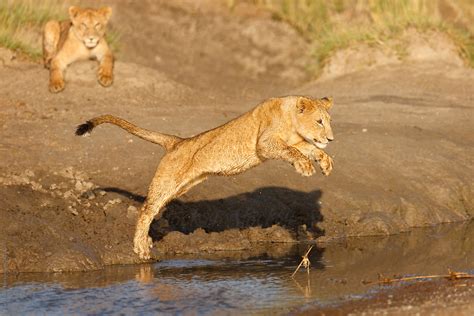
(2, 223), (473, 314)
(0, 1), (473, 273)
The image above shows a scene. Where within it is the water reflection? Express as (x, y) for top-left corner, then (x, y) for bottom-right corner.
(1, 222), (473, 314)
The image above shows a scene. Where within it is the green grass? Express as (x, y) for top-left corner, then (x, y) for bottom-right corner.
(0, 0), (64, 59)
(0, 0), (120, 61)
(3, 0), (471, 72)
(251, 0), (474, 75)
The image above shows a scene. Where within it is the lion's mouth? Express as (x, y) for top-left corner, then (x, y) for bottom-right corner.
(315, 142), (327, 149)
(306, 136), (329, 149)
(85, 41), (98, 48)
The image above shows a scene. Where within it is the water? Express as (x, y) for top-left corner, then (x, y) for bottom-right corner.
(1, 222), (473, 315)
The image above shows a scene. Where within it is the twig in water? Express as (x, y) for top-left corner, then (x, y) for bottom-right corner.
(363, 269), (474, 285)
(291, 245), (314, 278)
(292, 274), (312, 297)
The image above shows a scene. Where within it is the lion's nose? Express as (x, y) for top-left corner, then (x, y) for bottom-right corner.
(327, 135), (334, 141)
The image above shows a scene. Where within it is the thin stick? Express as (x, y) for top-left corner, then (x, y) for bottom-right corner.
(292, 275), (312, 297)
(291, 245), (314, 278)
(363, 269), (474, 285)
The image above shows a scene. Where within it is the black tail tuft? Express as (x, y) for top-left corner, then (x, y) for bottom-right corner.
(75, 121), (94, 136)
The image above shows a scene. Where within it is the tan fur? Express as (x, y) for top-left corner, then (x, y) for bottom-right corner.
(43, 6), (114, 93)
(77, 96), (335, 260)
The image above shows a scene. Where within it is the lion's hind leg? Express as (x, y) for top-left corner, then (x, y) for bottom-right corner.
(133, 165), (204, 260)
(42, 20), (60, 68)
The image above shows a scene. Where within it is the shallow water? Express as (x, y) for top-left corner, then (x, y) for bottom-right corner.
(1, 222), (473, 315)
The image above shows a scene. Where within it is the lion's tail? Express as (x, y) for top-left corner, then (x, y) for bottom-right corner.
(76, 114), (182, 151)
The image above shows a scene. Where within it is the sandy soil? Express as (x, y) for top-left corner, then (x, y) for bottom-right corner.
(0, 1), (473, 273)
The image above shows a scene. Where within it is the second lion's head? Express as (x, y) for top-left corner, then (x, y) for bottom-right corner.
(69, 6), (112, 49)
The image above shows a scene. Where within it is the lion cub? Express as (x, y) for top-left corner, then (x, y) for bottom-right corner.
(76, 96), (335, 260)
(43, 6), (114, 93)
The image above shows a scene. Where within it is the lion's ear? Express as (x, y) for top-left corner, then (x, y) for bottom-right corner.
(69, 6), (81, 21)
(99, 6), (112, 22)
(321, 96), (333, 110)
(296, 97), (312, 113)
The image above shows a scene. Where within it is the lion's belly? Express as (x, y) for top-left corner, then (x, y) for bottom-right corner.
(214, 154), (262, 176)
(193, 143), (262, 176)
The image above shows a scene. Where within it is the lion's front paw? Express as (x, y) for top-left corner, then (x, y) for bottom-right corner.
(49, 77), (65, 93)
(133, 236), (153, 261)
(318, 153), (334, 176)
(98, 69), (113, 87)
(294, 158), (316, 177)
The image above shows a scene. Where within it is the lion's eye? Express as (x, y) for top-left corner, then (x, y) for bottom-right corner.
(81, 23), (87, 30)
(317, 119), (323, 125)
(95, 23), (102, 30)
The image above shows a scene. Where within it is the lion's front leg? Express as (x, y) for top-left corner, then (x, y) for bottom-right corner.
(293, 141), (334, 176)
(257, 136), (315, 177)
(43, 20), (60, 69)
(95, 45), (114, 87)
(315, 149), (334, 176)
(48, 57), (67, 93)
(48, 47), (81, 93)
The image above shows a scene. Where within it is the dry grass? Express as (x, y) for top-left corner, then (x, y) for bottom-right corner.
(249, 0), (474, 75)
(2, 0), (472, 71)
(0, 0), (64, 59)
(0, 0), (119, 61)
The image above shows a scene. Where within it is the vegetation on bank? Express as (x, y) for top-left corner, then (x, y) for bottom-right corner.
(1, 0), (472, 74)
(247, 0), (474, 74)
(0, 0), (119, 61)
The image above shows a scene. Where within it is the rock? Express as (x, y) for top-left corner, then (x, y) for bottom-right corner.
(127, 205), (138, 219)
(24, 169), (35, 178)
(103, 198), (123, 210)
(68, 206), (78, 216)
(85, 191), (96, 200)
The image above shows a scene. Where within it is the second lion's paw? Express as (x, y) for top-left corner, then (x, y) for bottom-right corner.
(49, 78), (65, 93)
(98, 68), (113, 87)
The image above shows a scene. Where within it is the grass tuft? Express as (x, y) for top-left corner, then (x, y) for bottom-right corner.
(251, 0), (474, 75)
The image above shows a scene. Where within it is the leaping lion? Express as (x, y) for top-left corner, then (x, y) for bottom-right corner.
(76, 96), (335, 260)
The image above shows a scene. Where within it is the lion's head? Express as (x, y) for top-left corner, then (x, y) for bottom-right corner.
(69, 6), (112, 49)
(294, 96), (334, 149)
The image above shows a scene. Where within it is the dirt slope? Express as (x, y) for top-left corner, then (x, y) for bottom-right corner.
(0, 2), (473, 272)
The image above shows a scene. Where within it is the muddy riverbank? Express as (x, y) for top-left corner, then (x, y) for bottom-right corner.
(1, 59), (472, 272)
(0, 1), (473, 273)
(2, 223), (473, 315)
